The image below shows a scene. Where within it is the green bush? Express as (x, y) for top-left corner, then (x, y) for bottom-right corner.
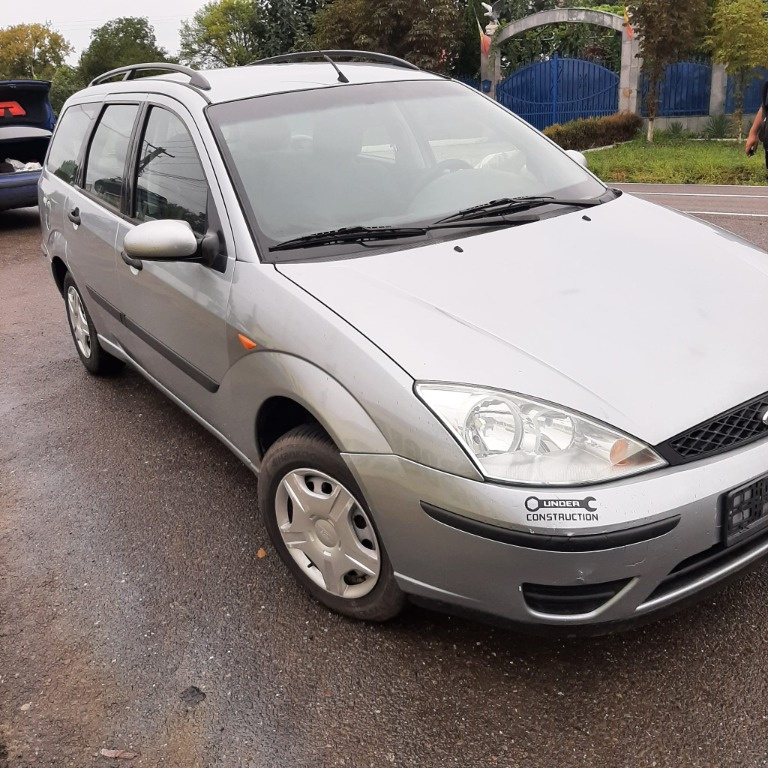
(543, 112), (643, 150)
(654, 121), (695, 142)
(664, 121), (687, 139)
(702, 113), (732, 139)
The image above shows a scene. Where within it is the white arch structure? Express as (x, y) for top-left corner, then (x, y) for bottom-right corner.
(482, 8), (642, 113)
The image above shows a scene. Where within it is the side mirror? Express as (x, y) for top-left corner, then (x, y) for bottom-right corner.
(565, 149), (588, 168)
(123, 219), (198, 261)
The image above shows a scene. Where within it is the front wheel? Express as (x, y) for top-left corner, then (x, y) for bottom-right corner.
(258, 425), (405, 621)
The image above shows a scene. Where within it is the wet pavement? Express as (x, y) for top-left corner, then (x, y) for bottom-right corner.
(1, 200), (768, 768)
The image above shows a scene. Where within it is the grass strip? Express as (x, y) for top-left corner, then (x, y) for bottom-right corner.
(585, 139), (768, 185)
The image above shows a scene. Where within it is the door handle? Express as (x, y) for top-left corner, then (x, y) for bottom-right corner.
(121, 251), (143, 271)
(67, 207), (81, 225)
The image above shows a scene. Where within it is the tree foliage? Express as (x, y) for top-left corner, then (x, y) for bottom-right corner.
(313, 0), (462, 73)
(0, 23), (72, 80)
(492, 0), (563, 21)
(483, 1), (623, 25)
(78, 17), (173, 84)
(180, 0), (268, 67)
(180, 0), (321, 69)
(709, 0), (768, 137)
(264, 0), (326, 53)
(50, 65), (86, 114)
(454, 0), (487, 79)
(496, 22), (623, 75)
(628, 0), (710, 140)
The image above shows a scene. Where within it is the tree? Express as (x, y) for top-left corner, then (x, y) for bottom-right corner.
(179, 0), (322, 69)
(489, 0), (563, 21)
(313, 0), (463, 74)
(78, 17), (173, 84)
(454, 0), (487, 79)
(709, 0), (768, 139)
(0, 23), (72, 80)
(50, 65), (86, 114)
(263, 0), (326, 54)
(628, 0), (710, 141)
(180, 0), (272, 67)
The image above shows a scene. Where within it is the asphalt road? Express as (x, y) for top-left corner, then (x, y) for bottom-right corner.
(1, 189), (768, 768)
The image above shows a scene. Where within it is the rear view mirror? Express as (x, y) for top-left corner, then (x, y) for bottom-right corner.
(123, 219), (198, 261)
(565, 149), (588, 168)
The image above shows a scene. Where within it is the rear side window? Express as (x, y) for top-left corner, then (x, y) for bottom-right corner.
(84, 104), (139, 209)
(134, 107), (208, 235)
(46, 103), (98, 184)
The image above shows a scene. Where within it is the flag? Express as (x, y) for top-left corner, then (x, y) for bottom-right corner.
(476, 15), (492, 56)
(623, 6), (634, 39)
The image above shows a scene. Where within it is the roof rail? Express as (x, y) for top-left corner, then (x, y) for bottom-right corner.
(249, 50), (420, 72)
(89, 63), (211, 91)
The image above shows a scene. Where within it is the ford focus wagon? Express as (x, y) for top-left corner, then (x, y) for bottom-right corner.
(39, 53), (768, 632)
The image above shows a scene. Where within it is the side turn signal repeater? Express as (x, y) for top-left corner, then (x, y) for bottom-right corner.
(237, 333), (258, 350)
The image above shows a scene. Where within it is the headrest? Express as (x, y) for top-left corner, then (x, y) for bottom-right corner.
(227, 117), (290, 152)
(312, 112), (364, 158)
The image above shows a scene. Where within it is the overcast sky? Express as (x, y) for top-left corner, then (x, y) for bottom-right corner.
(0, 0), (204, 63)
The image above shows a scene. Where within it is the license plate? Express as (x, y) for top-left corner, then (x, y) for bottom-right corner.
(722, 473), (768, 547)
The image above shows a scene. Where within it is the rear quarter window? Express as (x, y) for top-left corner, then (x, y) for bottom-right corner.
(46, 103), (99, 184)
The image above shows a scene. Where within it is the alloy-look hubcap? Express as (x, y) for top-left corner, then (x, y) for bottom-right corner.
(274, 468), (381, 599)
(67, 286), (92, 358)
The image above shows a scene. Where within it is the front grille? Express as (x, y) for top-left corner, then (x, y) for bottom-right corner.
(657, 392), (768, 464)
(522, 579), (630, 616)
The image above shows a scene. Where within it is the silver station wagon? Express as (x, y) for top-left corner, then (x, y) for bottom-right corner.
(39, 52), (768, 632)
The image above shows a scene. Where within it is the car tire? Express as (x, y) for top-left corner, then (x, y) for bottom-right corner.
(258, 424), (405, 621)
(63, 273), (124, 375)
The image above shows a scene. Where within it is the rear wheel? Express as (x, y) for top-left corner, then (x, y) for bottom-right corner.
(258, 425), (405, 621)
(63, 273), (124, 375)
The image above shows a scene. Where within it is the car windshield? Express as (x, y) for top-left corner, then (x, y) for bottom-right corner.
(207, 79), (606, 256)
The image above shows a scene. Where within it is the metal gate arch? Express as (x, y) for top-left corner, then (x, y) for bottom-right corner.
(486, 8), (641, 117)
(496, 54), (619, 131)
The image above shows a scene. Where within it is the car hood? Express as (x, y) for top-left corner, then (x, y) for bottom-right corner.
(276, 194), (768, 445)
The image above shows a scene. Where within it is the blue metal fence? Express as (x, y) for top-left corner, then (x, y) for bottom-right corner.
(725, 67), (768, 114)
(455, 76), (481, 90)
(639, 61), (712, 117)
(496, 54), (618, 131)
(494, 57), (765, 126)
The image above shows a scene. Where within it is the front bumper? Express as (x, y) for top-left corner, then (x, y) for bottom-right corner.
(343, 435), (768, 628)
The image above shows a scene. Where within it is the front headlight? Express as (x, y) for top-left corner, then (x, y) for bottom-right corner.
(415, 383), (666, 486)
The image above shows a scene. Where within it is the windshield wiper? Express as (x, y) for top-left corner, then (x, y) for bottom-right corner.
(269, 216), (541, 252)
(270, 225), (428, 252)
(436, 196), (603, 224)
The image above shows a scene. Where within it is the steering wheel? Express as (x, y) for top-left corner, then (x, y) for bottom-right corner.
(412, 158), (473, 196)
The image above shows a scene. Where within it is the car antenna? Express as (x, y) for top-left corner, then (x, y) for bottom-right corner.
(321, 52), (349, 83)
